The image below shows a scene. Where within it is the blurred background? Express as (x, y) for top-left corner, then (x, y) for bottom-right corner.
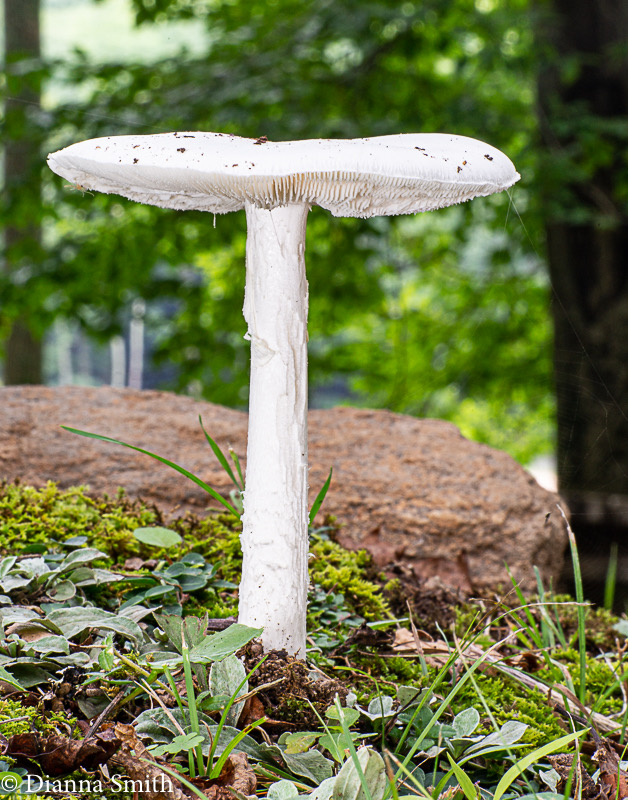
(1, 0), (627, 603)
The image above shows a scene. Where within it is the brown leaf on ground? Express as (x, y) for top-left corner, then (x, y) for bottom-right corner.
(4, 623), (51, 642)
(548, 753), (600, 800)
(108, 724), (256, 800)
(114, 722), (151, 759)
(109, 723), (189, 800)
(5, 730), (120, 776)
(109, 749), (189, 800)
(392, 629), (461, 668)
(505, 650), (544, 673)
(237, 694), (266, 728)
(594, 739), (628, 799)
(123, 557), (159, 570)
(193, 753), (257, 800)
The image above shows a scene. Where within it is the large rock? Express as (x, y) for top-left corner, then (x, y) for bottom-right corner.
(0, 386), (566, 592)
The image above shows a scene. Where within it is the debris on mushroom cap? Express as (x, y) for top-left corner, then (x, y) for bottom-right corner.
(47, 131), (520, 218)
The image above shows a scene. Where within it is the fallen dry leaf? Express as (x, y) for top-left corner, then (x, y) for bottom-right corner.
(548, 753), (599, 799)
(237, 694), (266, 728)
(109, 723), (188, 800)
(109, 750), (189, 800)
(4, 730), (120, 777)
(4, 623), (52, 643)
(594, 738), (628, 800)
(193, 753), (256, 800)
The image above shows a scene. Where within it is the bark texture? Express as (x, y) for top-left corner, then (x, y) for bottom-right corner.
(537, 0), (628, 597)
(2, 0), (43, 384)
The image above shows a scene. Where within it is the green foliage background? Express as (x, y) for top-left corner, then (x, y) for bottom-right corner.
(1, 0), (553, 464)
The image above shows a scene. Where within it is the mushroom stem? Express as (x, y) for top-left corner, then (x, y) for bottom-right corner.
(239, 202), (310, 656)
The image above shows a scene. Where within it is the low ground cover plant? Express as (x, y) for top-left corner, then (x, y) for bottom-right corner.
(0, 479), (626, 800)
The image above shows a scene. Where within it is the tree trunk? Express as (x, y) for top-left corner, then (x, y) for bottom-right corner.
(537, 0), (628, 603)
(2, 0), (43, 385)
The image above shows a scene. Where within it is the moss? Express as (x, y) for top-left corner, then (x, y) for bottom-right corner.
(0, 697), (76, 736)
(348, 653), (425, 703)
(309, 537), (391, 622)
(1, 484), (391, 621)
(437, 670), (568, 748)
(551, 648), (626, 714)
(0, 481), (158, 559)
(167, 511), (244, 584)
(550, 598), (620, 650)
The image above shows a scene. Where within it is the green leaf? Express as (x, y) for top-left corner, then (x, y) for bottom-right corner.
(61, 427), (240, 518)
(326, 705), (360, 728)
(46, 580), (76, 601)
(46, 607), (144, 647)
(446, 754), (478, 800)
(8, 663), (51, 687)
(190, 624), (263, 663)
(68, 567), (125, 587)
(363, 695), (394, 720)
(150, 731), (205, 757)
(452, 707), (480, 738)
(259, 742), (334, 784)
(333, 747), (387, 800)
(0, 665), (24, 690)
(28, 635), (70, 654)
(284, 732), (322, 754)
(135, 708), (264, 760)
(77, 694), (112, 719)
(309, 468), (333, 525)
(309, 776), (337, 800)
(210, 654), (247, 726)
(282, 748), (334, 784)
(493, 729), (588, 800)
(58, 548), (108, 572)
(465, 720), (527, 755)
(154, 612), (209, 653)
(267, 781), (300, 800)
(133, 526), (182, 549)
(199, 416), (243, 491)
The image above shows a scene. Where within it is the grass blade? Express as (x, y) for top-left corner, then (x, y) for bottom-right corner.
(492, 729), (587, 800)
(181, 640), (204, 776)
(309, 468), (333, 526)
(62, 426), (240, 518)
(230, 448), (245, 491)
(604, 542), (619, 611)
(198, 416), (243, 491)
(559, 506), (587, 705)
(445, 754), (478, 800)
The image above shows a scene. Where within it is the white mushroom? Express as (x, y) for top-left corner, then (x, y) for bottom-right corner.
(47, 132), (520, 657)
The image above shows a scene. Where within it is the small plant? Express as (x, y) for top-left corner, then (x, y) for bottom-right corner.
(123, 525), (237, 614)
(63, 416), (333, 656)
(0, 547), (123, 604)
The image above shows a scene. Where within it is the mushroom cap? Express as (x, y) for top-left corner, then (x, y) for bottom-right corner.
(48, 131), (519, 218)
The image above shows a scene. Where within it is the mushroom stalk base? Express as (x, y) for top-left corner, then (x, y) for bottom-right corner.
(239, 202), (310, 657)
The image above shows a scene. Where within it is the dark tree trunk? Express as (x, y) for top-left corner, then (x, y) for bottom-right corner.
(537, 0), (628, 602)
(2, 0), (43, 385)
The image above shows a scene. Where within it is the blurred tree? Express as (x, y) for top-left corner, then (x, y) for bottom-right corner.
(1, 0), (552, 464)
(1, 0), (43, 384)
(536, 0), (628, 591)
